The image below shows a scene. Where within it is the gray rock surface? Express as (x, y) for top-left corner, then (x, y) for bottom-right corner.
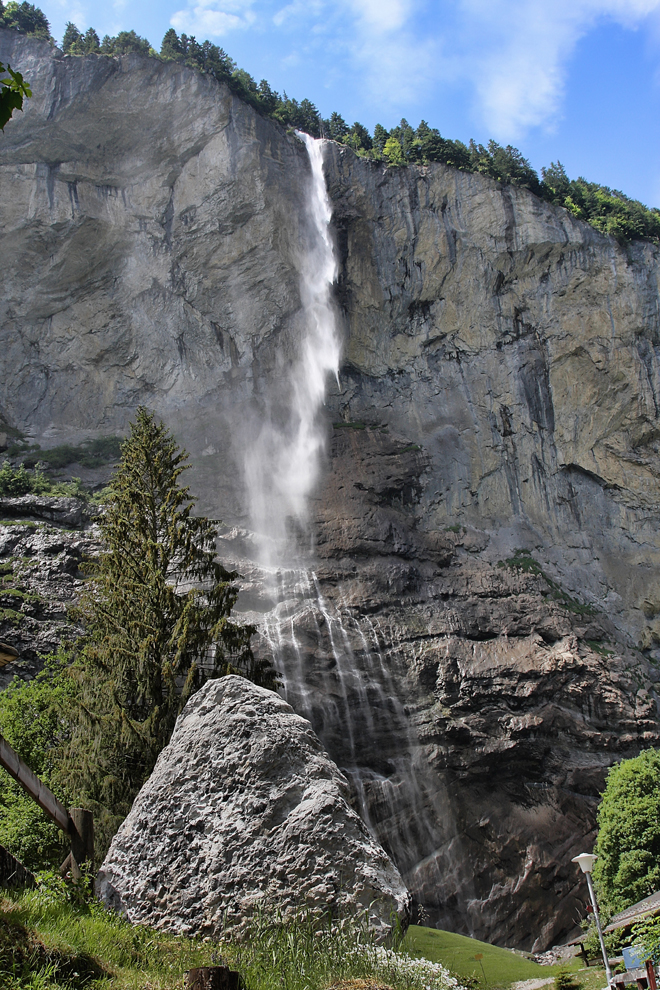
(0, 516), (99, 686)
(2, 32), (660, 948)
(96, 675), (411, 939)
(0, 495), (90, 527)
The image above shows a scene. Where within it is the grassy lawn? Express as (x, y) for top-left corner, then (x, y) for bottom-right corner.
(0, 885), (463, 990)
(0, 882), (610, 990)
(403, 926), (600, 988)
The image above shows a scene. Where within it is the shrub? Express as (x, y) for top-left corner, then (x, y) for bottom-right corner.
(594, 748), (660, 912)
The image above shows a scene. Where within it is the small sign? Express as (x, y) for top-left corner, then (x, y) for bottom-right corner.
(623, 946), (648, 971)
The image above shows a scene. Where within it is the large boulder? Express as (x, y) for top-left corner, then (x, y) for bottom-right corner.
(96, 675), (411, 939)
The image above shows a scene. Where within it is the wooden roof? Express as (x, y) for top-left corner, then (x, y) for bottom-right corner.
(605, 891), (660, 933)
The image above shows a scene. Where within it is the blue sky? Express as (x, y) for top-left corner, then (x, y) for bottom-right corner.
(37, 0), (660, 206)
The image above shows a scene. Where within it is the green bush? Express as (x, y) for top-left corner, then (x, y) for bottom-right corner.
(594, 748), (660, 912)
(20, 436), (122, 471)
(0, 461), (91, 500)
(0, 654), (74, 870)
(554, 969), (583, 990)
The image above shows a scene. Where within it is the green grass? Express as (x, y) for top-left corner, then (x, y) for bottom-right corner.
(584, 640), (614, 656)
(0, 885), (461, 990)
(497, 551), (597, 617)
(20, 437), (122, 472)
(403, 926), (585, 987)
(1, 886), (213, 989)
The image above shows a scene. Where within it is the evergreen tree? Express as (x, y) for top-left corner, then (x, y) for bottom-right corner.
(541, 161), (571, 202)
(327, 111), (348, 141)
(100, 29), (151, 55)
(81, 27), (100, 54)
(256, 79), (278, 114)
(61, 20), (81, 53)
(63, 408), (274, 837)
(160, 27), (183, 60)
(348, 122), (372, 151)
(1, 1), (51, 39)
(372, 123), (389, 154)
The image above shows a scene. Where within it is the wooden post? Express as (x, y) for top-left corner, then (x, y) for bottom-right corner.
(646, 960), (657, 990)
(184, 967), (241, 990)
(70, 808), (94, 867)
(60, 808), (95, 879)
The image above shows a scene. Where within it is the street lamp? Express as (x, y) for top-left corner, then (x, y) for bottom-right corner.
(572, 853), (613, 986)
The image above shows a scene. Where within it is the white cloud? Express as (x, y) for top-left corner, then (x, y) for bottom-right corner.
(459, 0), (660, 138)
(274, 0), (324, 28)
(331, 0), (660, 137)
(170, 0), (257, 37)
(168, 0), (660, 139)
(348, 0), (414, 33)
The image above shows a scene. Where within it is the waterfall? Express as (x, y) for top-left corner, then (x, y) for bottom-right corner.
(243, 134), (340, 563)
(238, 135), (472, 930)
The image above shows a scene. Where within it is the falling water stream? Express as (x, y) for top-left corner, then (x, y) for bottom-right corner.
(243, 133), (340, 563)
(240, 135), (469, 925)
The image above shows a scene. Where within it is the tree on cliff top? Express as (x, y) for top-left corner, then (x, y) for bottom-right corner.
(62, 21), (100, 55)
(0, 1), (51, 40)
(63, 408), (275, 833)
(593, 748), (660, 912)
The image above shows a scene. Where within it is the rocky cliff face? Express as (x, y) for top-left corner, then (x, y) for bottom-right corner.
(1, 31), (660, 951)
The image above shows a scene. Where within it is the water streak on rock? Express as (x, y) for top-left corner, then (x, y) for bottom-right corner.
(260, 565), (474, 931)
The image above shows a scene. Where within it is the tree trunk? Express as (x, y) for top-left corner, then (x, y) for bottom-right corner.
(184, 967), (241, 990)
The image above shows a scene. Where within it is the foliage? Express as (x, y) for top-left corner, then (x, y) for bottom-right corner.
(0, 461), (91, 501)
(0, 59), (30, 129)
(541, 162), (660, 243)
(61, 22), (99, 55)
(0, 1), (51, 40)
(383, 136), (405, 166)
(554, 970), (583, 990)
(593, 748), (660, 912)
(100, 30), (153, 56)
(577, 906), (626, 964)
(0, 654), (74, 871)
(630, 913), (660, 963)
(19, 436), (122, 471)
(60, 408), (274, 848)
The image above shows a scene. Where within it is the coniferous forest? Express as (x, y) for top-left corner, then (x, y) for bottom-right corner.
(1, 0), (659, 244)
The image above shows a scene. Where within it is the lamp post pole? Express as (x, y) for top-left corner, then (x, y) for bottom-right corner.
(572, 854), (612, 986)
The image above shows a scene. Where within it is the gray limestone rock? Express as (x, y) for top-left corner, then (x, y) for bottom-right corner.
(3, 32), (660, 949)
(0, 495), (89, 527)
(96, 675), (411, 940)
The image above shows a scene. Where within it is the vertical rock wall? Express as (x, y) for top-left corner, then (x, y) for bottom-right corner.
(1, 32), (660, 950)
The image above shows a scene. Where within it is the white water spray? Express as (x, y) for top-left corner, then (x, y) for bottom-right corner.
(236, 136), (471, 927)
(244, 135), (340, 559)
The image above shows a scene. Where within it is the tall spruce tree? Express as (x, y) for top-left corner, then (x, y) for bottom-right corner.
(65, 408), (274, 834)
